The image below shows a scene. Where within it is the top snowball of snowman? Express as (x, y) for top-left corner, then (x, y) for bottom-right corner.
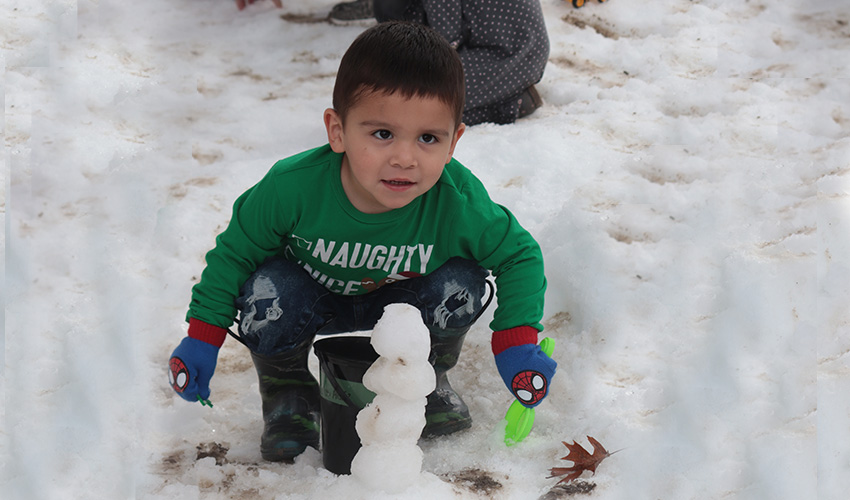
(371, 304), (432, 360)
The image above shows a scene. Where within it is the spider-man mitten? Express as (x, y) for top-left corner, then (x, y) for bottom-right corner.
(168, 318), (226, 403)
(492, 326), (557, 408)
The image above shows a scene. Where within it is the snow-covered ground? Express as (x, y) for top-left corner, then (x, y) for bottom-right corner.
(3, 0), (849, 498)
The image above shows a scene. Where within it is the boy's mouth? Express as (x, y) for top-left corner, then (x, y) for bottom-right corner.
(382, 179), (415, 191)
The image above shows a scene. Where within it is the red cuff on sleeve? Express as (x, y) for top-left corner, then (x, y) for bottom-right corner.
(188, 318), (228, 348)
(491, 326), (539, 355)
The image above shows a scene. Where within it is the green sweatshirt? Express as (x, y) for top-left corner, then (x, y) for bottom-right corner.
(188, 144), (546, 332)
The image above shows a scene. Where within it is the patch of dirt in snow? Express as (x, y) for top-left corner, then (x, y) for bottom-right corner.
(539, 480), (597, 498)
(280, 13), (333, 24)
(195, 441), (231, 466)
(442, 468), (505, 496)
(561, 13), (620, 40)
(156, 442), (274, 498)
(795, 13), (850, 40)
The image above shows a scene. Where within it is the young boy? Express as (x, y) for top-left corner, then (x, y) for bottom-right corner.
(168, 21), (557, 462)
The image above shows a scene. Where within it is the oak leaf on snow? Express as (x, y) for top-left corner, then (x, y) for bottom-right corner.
(548, 436), (614, 484)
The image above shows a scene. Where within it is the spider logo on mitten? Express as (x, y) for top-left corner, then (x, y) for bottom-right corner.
(169, 357), (189, 393)
(512, 369), (547, 406)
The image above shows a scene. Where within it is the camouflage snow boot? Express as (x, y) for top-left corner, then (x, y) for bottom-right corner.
(422, 328), (472, 438)
(251, 337), (320, 461)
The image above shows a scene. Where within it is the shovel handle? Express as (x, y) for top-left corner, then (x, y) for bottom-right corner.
(540, 337), (555, 358)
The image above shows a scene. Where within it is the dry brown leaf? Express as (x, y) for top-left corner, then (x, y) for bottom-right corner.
(547, 436), (613, 484)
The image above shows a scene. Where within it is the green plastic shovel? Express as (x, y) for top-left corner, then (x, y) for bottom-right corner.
(504, 337), (555, 446)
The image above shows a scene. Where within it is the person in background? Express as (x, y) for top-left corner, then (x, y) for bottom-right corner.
(331, 0), (549, 125)
(238, 0), (548, 125)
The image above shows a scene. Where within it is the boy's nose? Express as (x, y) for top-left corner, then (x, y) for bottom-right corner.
(390, 141), (417, 168)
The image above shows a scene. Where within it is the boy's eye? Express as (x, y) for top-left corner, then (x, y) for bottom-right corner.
(420, 134), (437, 144)
(373, 130), (393, 140)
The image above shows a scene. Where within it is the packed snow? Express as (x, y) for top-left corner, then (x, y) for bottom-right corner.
(3, 0), (849, 499)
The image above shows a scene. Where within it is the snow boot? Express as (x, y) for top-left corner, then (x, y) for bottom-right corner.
(518, 85), (543, 119)
(251, 337), (320, 462)
(422, 328), (472, 437)
(329, 0), (374, 25)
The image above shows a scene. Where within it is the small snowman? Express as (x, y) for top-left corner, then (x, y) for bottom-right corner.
(350, 304), (436, 493)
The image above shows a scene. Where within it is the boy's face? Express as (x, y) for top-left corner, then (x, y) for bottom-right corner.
(324, 90), (465, 214)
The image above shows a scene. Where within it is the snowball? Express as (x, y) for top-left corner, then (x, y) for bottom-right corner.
(350, 443), (424, 493)
(362, 356), (436, 400)
(355, 395), (427, 445)
(370, 303), (431, 360)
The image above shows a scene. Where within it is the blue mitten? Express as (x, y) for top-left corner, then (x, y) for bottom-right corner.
(169, 336), (220, 403)
(494, 343), (557, 408)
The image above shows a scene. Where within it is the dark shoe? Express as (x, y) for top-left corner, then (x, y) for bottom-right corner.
(518, 85), (543, 119)
(251, 338), (320, 461)
(423, 380), (472, 437)
(329, 0), (374, 24)
(422, 329), (472, 437)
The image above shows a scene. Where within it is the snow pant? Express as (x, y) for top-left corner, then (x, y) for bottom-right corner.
(234, 256), (490, 356)
(375, 0), (550, 125)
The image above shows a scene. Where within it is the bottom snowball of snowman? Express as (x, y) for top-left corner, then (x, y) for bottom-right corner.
(350, 443), (424, 493)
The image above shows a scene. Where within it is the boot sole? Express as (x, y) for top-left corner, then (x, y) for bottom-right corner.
(422, 413), (472, 438)
(261, 438), (319, 462)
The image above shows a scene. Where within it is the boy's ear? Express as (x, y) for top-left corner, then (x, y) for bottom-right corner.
(324, 108), (345, 153)
(445, 122), (466, 164)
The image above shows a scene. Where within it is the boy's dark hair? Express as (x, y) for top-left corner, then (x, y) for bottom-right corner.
(333, 21), (465, 128)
